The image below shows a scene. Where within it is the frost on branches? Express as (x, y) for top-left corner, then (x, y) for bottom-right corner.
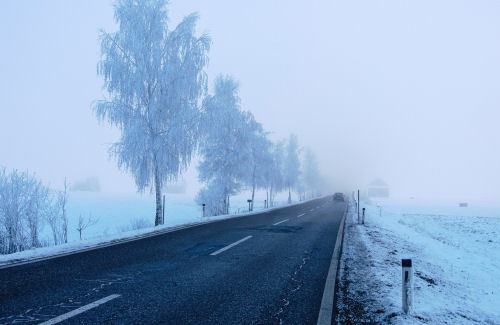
(284, 134), (300, 203)
(197, 76), (252, 216)
(302, 148), (320, 199)
(246, 117), (272, 211)
(94, 0), (210, 225)
(0, 169), (68, 254)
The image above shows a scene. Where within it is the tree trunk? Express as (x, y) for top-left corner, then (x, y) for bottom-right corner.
(62, 178), (68, 243)
(62, 216), (68, 244)
(30, 223), (39, 248)
(8, 227), (15, 254)
(162, 195), (165, 225)
(250, 167), (256, 211)
(251, 184), (255, 211)
(154, 166), (162, 226)
(266, 189), (269, 208)
(51, 224), (58, 246)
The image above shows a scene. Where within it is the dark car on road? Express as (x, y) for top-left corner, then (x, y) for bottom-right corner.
(333, 193), (344, 201)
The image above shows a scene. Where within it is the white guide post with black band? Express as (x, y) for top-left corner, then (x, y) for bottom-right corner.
(402, 258), (413, 314)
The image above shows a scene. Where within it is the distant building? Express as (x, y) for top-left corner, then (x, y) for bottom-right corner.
(367, 178), (389, 198)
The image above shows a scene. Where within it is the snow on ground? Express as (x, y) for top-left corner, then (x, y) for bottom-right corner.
(65, 192), (198, 241)
(0, 191), (309, 267)
(64, 191), (290, 241)
(336, 199), (500, 324)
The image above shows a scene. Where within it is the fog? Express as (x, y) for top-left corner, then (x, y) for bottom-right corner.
(1, 0), (499, 203)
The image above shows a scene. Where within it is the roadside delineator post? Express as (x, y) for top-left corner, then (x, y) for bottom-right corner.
(247, 199), (252, 212)
(357, 189), (360, 222)
(202, 203), (206, 218)
(264, 199), (267, 209)
(362, 208), (366, 224)
(402, 259), (413, 314)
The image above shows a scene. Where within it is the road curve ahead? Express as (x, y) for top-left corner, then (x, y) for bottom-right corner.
(0, 197), (345, 324)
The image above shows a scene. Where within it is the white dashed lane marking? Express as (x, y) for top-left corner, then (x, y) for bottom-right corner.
(273, 219), (289, 226)
(210, 236), (253, 256)
(39, 294), (121, 325)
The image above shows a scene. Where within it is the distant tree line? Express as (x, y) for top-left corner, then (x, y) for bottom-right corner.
(195, 76), (322, 216)
(95, 0), (324, 220)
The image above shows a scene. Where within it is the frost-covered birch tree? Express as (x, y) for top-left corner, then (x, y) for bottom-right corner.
(197, 75), (251, 216)
(244, 115), (272, 211)
(94, 0), (210, 225)
(267, 141), (285, 207)
(302, 148), (320, 199)
(284, 134), (300, 203)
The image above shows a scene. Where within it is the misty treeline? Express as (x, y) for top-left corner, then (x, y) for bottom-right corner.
(0, 169), (68, 254)
(95, 0), (323, 223)
(196, 77), (322, 216)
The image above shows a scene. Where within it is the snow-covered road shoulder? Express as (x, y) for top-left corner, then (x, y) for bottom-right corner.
(336, 201), (499, 324)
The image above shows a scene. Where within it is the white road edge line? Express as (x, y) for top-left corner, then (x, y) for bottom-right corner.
(210, 236), (253, 256)
(297, 213), (306, 218)
(316, 204), (347, 325)
(39, 294), (121, 325)
(272, 219), (289, 226)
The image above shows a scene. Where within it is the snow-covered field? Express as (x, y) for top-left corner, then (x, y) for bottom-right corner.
(57, 191), (289, 242)
(336, 199), (500, 324)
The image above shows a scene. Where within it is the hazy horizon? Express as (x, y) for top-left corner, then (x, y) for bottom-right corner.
(1, 0), (499, 203)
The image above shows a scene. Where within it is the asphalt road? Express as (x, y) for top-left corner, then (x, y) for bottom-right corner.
(0, 197), (346, 324)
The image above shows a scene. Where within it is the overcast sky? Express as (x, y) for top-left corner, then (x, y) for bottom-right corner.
(1, 0), (499, 202)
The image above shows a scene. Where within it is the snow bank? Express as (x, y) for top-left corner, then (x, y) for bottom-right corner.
(336, 200), (500, 324)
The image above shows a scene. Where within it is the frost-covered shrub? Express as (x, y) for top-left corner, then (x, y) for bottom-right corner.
(130, 217), (152, 231)
(0, 168), (67, 254)
(0, 168), (46, 253)
(118, 217), (153, 232)
(196, 183), (228, 217)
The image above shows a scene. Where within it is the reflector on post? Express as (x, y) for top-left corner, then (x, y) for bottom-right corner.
(402, 259), (413, 314)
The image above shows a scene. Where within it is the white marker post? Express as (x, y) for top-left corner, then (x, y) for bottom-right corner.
(202, 203), (206, 218)
(402, 259), (413, 314)
(362, 207), (365, 224)
(357, 190), (360, 222)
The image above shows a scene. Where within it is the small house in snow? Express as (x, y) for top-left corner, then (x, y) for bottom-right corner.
(367, 178), (389, 198)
